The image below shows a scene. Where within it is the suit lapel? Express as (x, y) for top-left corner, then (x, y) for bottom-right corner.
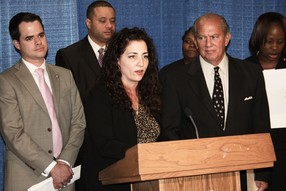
(14, 61), (48, 113)
(82, 36), (101, 76)
(225, 57), (241, 128)
(46, 64), (60, 116)
(187, 59), (219, 122)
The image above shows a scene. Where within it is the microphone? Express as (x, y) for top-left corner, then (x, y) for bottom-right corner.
(184, 107), (199, 139)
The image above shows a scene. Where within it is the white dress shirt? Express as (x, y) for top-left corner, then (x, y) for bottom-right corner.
(88, 35), (106, 60)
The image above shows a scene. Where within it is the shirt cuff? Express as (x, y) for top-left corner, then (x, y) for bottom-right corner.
(41, 160), (57, 177)
(57, 159), (71, 167)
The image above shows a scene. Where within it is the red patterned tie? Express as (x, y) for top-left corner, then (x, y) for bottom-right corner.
(35, 68), (62, 158)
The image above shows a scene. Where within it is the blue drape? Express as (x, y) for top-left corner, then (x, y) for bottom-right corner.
(78, 0), (286, 67)
(0, 0), (285, 190)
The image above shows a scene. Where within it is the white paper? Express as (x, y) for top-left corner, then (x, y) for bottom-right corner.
(27, 165), (81, 191)
(263, 69), (286, 129)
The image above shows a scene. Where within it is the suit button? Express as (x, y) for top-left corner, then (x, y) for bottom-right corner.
(48, 150), (52, 154)
(47, 128), (52, 132)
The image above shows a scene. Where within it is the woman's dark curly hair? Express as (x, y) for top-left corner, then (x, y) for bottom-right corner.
(102, 27), (161, 116)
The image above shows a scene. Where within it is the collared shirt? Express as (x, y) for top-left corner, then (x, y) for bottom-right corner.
(200, 54), (229, 121)
(88, 35), (106, 60)
(22, 58), (53, 93)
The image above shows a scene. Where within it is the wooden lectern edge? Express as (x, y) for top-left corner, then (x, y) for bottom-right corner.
(100, 133), (276, 185)
(101, 161), (274, 185)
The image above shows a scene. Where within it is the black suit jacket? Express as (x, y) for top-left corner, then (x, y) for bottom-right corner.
(81, 81), (141, 191)
(55, 36), (101, 106)
(161, 56), (271, 185)
(160, 59), (185, 86)
(161, 55), (270, 139)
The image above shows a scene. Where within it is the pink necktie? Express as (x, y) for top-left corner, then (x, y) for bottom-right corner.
(35, 68), (62, 158)
(98, 48), (104, 67)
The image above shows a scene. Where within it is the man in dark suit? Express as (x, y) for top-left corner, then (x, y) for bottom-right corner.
(55, 0), (116, 106)
(0, 12), (85, 191)
(55, 1), (115, 189)
(161, 13), (270, 191)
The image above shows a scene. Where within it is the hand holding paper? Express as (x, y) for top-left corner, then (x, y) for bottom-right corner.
(50, 161), (74, 189)
(27, 165), (81, 191)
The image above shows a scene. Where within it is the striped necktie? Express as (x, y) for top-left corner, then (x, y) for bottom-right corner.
(98, 48), (104, 67)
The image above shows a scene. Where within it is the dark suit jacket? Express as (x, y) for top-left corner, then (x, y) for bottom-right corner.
(161, 55), (270, 139)
(55, 36), (101, 106)
(81, 81), (142, 191)
(0, 60), (86, 191)
(161, 56), (271, 185)
(160, 59), (185, 86)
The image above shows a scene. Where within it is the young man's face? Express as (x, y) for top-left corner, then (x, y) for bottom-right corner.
(13, 20), (48, 66)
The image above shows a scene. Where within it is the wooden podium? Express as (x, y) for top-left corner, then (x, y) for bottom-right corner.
(99, 133), (275, 191)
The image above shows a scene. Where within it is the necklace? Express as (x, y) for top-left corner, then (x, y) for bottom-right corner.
(125, 87), (139, 115)
(136, 104), (139, 115)
(133, 104), (139, 115)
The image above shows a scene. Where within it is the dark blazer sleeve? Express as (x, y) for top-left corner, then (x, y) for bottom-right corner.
(159, 59), (184, 86)
(85, 82), (137, 160)
(251, 63), (271, 134)
(160, 64), (190, 140)
(82, 82), (151, 190)
(55, 49), (71, 70)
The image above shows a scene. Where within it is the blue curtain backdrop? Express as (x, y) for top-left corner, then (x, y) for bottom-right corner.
(0, 0), (285, 189)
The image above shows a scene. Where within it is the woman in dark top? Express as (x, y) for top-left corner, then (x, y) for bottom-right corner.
(245, 12), (286, 191)
(81, 27), (161, 191)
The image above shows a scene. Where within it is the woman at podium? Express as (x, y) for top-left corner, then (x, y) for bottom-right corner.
(80, 27), (162, 191)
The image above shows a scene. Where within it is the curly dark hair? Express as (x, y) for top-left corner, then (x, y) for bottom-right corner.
(102, 27), (161, 116)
